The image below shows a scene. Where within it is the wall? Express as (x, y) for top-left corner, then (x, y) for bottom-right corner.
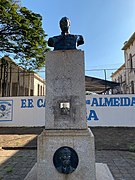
(33, 74), (46, 96)
(0, 95), (135, 127)
(111, 64), (126, 94)
(124, 37), (135, 93)
(0, 96), (45, 127)
(86, 94), (135, 127)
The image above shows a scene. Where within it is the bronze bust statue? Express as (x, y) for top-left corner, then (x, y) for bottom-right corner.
(48, 17), (84, 50)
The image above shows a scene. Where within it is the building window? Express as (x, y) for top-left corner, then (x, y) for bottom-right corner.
(0, 80), (1, 96)
(120, 75), (122, 83)
(131, 81), (134, 94)
(123, 84), (126, 94)
(30, 89), (33, 96)
(43, 86), (44, 96)
(118, 76), (120, 83)
(12, 83), (18, 96)
(20, 86), (24, 96)
(41, 85), (42, 95)
(38, 84), (40, 96)
(129, 54), (133, 70)
(25, 88), (29, 96)
(7, 83), (10, 97)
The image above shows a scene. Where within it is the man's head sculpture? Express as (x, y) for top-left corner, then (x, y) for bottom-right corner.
(53, 146), (79, 174)
(59, 17), (70, 35)
(48, 17), (84, 50)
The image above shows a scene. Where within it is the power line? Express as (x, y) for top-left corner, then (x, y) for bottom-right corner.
(0, 67), (135, 73)
(85, 68), (117, 71)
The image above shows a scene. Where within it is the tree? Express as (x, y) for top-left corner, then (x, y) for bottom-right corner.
(0, 0), (49, 70)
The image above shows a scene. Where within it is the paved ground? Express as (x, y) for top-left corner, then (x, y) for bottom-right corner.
(0, 127), (135, 180)
(96, 150), (135, 180)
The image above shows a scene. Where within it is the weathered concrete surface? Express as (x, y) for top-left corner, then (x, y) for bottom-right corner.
(36, 50), (96, 179)
(25, 163), (37, 180)
(45, 50), (87, 129)
(25, 163), (114, 180)
(37, 128), (96, 180)
(96, 163), (114, 180)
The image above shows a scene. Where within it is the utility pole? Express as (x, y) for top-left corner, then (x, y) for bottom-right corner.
(1, 58), (8, 97)
(104, 69), (107, 94)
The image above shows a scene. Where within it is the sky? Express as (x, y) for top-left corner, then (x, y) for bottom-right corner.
(21, 0), (135, 80)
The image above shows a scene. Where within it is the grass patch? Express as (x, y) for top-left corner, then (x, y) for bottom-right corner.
(5, 166), (13, 173)
(129, 143), (135, 152)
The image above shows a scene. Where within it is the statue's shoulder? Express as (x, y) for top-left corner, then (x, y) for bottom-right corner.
(48, 35), (62, 47)
(48, 34), (84, 49)
(76, 35), (84, 46)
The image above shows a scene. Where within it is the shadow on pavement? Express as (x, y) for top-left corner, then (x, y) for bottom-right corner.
(0, 127), (44, 180)
(0, 127), (135, 180)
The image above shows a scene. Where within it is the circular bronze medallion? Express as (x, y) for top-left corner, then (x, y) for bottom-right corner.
(53, 146), (79, 174)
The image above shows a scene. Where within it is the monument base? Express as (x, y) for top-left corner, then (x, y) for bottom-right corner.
(24, 163), (114, 180)
(24, 129), (114, 180)
(38, 128), (96, 180)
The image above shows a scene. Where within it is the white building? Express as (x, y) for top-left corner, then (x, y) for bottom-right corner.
(122, 32), (135, 94)
(112, 32), (135, 94)
(111, 64), (126, 94)
(0, 56), (46, 97)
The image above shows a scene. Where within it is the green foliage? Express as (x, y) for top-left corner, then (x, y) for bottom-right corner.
(129, 143), (135, 152)
(5, 165), (13, 173)
(0, 0), (49, 70)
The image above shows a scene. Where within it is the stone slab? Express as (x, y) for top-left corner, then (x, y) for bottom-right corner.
(25, 163), (37, 180)
(25, 163), (114, 180)
(96, 163), (114, 180)
(45, 50), (87, 129)
(36, 128), (96, 180)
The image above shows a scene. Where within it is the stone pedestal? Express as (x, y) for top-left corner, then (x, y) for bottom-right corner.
(45, 50), (87, 129)
(36, 50), (96, 180)
(37, 129), (95, 180)
(25, 50), (114, 180)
